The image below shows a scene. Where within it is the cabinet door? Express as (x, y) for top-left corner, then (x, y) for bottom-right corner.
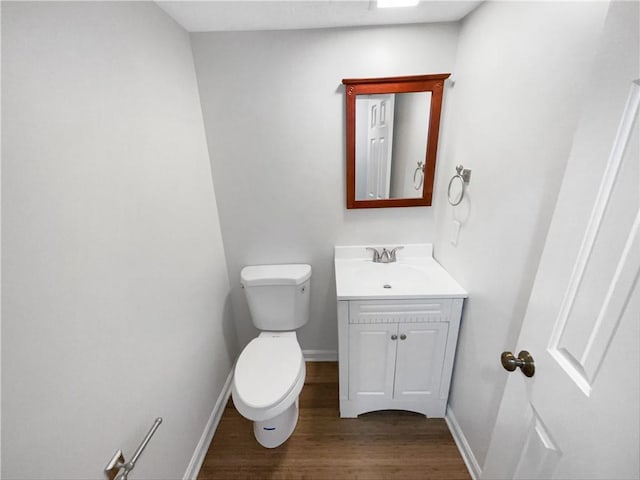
(348, 323), (397, 401)
(394, 322), (448, 400)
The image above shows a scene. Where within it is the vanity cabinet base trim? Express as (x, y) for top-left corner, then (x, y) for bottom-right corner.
(340, 398), (448, 419)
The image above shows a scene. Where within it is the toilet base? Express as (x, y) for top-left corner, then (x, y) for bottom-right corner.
(253, 398), (299, 448)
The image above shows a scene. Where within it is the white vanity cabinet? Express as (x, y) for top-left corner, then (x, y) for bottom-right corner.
(334, 244), (467, 419)
(338, 297), (464, 418)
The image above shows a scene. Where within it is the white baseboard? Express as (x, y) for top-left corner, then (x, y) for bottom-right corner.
(302, 349), (338, 362)
(445, 406), (482, 480)
(182, 369), (234, 480)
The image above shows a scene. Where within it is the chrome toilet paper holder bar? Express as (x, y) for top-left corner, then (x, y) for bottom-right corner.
(104, 417), (163, 480)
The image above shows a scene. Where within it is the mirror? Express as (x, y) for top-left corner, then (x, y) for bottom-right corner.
(342, 74), (450, 208)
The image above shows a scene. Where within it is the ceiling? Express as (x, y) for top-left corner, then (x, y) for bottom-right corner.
(156, 1), (483, 32)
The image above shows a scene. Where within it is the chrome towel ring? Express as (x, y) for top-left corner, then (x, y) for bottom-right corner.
(447, 165), (472, 206)
(413, 161), (424, 190)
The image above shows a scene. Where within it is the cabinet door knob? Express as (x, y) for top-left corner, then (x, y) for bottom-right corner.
(391, 334), (398, 340)
(400, 334), (407, 340)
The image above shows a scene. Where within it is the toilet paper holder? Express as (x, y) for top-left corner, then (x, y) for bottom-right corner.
(104, 417), (163, 480)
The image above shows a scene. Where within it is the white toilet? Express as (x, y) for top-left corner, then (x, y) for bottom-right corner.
(232, 263), (311, 448)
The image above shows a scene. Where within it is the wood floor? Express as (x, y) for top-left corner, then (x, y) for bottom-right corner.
(198, 362), (471, 480)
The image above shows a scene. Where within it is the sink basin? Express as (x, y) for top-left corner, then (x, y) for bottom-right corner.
(354, 262), (430, 290)
(334, 244), (467, 300)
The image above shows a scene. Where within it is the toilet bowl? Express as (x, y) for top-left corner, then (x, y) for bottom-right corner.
(231, 264), (311, 448)
(232, 332), (306, 448)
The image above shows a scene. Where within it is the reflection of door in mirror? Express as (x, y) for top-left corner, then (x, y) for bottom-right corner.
(355, 94), (395, 200)
(355, 92), (431, 200)
(390, 92), (431, 199)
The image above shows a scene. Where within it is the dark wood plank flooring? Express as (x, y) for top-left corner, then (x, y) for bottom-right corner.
(198, 362), (471, 480)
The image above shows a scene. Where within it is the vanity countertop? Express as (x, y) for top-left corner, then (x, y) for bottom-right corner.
(334, 244), (467, 300)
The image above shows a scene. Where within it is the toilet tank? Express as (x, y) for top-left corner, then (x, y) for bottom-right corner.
(241, 264), (311, 331)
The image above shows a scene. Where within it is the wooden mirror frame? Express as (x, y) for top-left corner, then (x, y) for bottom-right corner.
(342, 74), (450, 209)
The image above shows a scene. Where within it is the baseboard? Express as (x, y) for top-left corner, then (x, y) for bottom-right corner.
(182, 369), (234, 480)
(302, 349), (338, 362)
(445, 406), (482, 480)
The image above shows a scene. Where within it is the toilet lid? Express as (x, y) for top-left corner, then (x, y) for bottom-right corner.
(234, 335), (303, 409)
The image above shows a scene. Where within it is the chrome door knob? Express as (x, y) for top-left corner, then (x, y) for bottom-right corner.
(501, 350), (535, 377)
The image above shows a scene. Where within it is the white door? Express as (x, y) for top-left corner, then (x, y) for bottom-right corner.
(348, 323), (397, 401)
(365, 94), (395, 199)
(482, 2), (639, 479)
(394, 322), (448, 401)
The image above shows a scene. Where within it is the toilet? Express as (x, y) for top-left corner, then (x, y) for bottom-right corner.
(232, 263), (311, 448)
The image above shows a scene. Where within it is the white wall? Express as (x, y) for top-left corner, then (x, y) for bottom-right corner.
(433, 1), (610, 472)
(0, 2), (3, 474)
(191, 24), (459, 352)
(1, 2), (235, 478)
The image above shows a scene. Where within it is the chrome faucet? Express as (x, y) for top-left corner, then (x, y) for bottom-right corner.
(366, 247), (382, 263)
(387, 246), (404, 262)
(366, 246), (404, 263)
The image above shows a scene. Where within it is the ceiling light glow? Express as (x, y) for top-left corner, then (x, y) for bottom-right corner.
(377, 0), (420, 8)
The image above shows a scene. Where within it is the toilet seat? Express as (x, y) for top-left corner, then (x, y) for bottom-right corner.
(232, 333), (305, 422)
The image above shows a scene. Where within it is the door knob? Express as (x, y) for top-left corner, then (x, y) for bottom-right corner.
(391, 334), (398, 340)
(400, 334), (407, 340)
(501, 350), (535, 377)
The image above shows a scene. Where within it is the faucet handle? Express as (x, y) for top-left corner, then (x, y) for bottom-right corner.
(366, 247), (382, 263)
(388, 246), (404, 262)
